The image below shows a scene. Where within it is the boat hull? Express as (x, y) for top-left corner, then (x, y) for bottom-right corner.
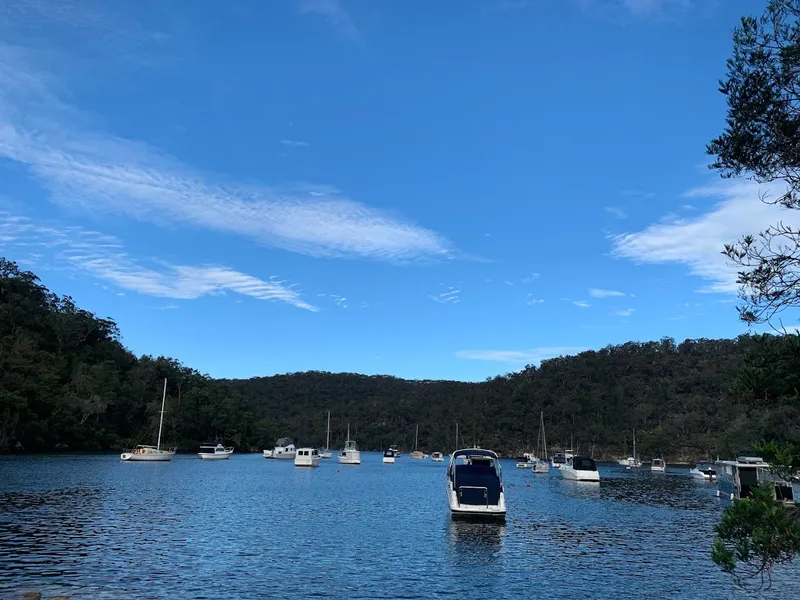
(273, 452), (296, 460)
(121, 452), (174, 462)
(339, 451), (361, 465)
(561, 467), (600, 481)
(320, 452), (332, 459)
(383, 456), (395, 464)
(294, 457), (321, 467)
(197, 452), (232, 460)
(446, 484), (506, 520)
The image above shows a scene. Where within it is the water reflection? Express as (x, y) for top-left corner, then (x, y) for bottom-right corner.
(447, 518), (505, 563)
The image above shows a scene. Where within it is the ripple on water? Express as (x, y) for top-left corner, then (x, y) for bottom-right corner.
(0, 456), (798, 599)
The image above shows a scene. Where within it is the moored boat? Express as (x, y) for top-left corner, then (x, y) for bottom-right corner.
(550, 450), (574, 470)
(446, 448), (506, 520)
(532, 411), (550, 474)
(561, 456), (600, 482)
(338, 424), (361, 465)
(295, 447), (321, 467)
(651, 458), (666, 472)
(272, 437), (297, 460)
(121, 379), (176, 462)
(431, 451), (444, 462)
(715, 456), (794, 502)
(383, 448), (397, 464)
(197, 442), (234, 460)
(689, 463), (717, 481)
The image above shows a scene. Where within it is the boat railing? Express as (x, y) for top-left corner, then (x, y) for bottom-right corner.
(458, 486), (488, 507)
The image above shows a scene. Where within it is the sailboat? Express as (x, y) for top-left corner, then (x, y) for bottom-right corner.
(320, 411), (332, 459)
(410, 424), (424, 459)
(532, 412), (550, 473)
(121, 378), (176, 462)
(338, 423), (361, 465)
(623, 430), (642, 469)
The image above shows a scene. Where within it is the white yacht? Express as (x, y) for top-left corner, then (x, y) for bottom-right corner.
(651, 458), (666, 472)
(383, 448), (397, 464)
(716, 456), (794, 502)
(121, 379), (176, 462)
(446, 448), (506, 520)
(561, 456), (600, 482)
(262, 449), (273, 459)
(431, 452), (444, 462)
(197, 442), (234, 460)
(516, 452), (537, 468)
(320, 411), (332, 459)
(338, 424), (361, 465)
(271, 437), (297, 460)
(690, 463), (717, 481)
(550, 450), (574, 470)
(295, 447), (321, 468)
(532, 412), (550, 474)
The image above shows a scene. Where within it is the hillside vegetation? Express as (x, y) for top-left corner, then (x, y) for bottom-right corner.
(2, 258), (798, 459)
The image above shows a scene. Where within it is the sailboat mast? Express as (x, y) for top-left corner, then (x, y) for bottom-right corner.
(326, 411), (330, 451)
(455, 422), (459, 451)
(540, 411), (548, 460)
(633, 429), (636, 461)
(157, 378), (167, 451)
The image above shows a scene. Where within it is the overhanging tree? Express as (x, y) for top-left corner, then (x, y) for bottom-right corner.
(707, 0), (800, 584)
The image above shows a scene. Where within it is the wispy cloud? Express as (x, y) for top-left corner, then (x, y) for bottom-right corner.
(526, 293), (544, 305)
(0, 213), (318, 311)
(456, 346), (587, 365)
(430, 287), (461, 304)
(616, 308), (635, 317)
(621, 188), (655, 198)
(295, 0), (360, 40)
(281, 139), (309, 148)
(521, 272), (541, 284)
(605, 206), (628, 220)
(589, 288), (626, 298)
(572, 300), (591, 308)
(611, 180), (788, 293)
(0, 45), (452, 264)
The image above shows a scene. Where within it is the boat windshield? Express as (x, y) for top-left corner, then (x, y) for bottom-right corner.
(572, 457), (596, 471)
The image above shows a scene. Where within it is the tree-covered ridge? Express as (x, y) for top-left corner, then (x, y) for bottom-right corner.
(2, 257), (798, 458)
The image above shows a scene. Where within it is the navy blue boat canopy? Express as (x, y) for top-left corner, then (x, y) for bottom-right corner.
(452, 448), (498, 459)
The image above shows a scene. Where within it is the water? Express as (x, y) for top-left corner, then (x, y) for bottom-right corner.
(1, 454), (798, 599)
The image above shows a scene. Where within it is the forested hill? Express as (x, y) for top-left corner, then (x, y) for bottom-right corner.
(2, 257), (799, 459)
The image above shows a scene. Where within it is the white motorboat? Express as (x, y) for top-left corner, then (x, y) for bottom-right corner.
(197, 442), (234, 460)
(561, 456), (600, 482)
(121, 379), (176, 462)
(295, 447), (321, 467)
(532, 411), (550, 474)
(690, 463), (717, 481)
(651, 458), (666, 472)
(446, 448), (506, 520)
(383, 448), (397, 464)
(516, 452), (537, 468)
(431, 452), (444, 462)
(715, 456), (794, 503)
(338, 424), (361, 465)
(272, 437), (297, 460)
(550, 450), (574, 470)
(262, 449), (273, 459)
(320, 411), (332, 458)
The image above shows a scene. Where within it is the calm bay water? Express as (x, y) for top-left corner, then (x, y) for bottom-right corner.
(1, 454), (798, 599)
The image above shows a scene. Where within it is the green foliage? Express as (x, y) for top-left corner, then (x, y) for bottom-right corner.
(708, 0), (800, 325)
(1, 257), (799, 458)
(754, 440), (800, 482)
(712, 484), (800, 587)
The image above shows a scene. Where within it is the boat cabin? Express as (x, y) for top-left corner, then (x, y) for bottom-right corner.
(570, 456), (597, 472)
(716, 456), (794, 503)
(448, 449), (504, 508)
(274, 437), (296, 457)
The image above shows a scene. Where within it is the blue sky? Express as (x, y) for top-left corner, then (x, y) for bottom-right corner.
(0, 0), (788, 382)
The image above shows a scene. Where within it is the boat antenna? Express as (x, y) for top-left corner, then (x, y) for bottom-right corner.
(157, 378), (167, 452)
